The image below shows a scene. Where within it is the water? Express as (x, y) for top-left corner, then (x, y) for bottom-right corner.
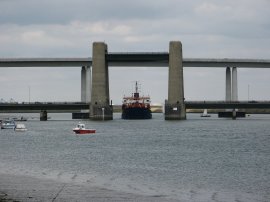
(0, 113), (269, 201)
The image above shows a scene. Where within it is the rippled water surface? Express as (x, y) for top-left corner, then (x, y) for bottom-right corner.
(0, 113), (269, 201)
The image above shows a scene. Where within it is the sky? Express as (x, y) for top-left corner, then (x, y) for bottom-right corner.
(0, 0), (270, 104)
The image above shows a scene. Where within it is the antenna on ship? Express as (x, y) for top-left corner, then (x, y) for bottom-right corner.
(134, 81), (139, 99)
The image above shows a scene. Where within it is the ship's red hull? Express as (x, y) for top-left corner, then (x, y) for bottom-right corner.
(73, 129), (96, 134)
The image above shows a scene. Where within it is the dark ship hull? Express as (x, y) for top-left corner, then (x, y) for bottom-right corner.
(122, 107), (152, 119)
(121, 81), (152, 120)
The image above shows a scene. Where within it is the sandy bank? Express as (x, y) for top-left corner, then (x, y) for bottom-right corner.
(0, 173), (180, 202)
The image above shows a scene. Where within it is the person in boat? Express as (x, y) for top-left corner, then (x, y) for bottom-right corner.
(77, 123), (85, 130)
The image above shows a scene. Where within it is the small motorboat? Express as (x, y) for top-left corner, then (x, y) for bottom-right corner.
(14, 123), (27, 132)
(1, 120), (16, 129)
(73, 123), (96, 134)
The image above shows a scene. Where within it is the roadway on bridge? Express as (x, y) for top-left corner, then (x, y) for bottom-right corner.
(1, 101), (270, 112)
(1, 55), (270, 68)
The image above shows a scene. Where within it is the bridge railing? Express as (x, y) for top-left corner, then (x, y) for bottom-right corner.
(184, 100), (270, 109)
(185, 100), (270, 103)
(0, 101), (89, 105)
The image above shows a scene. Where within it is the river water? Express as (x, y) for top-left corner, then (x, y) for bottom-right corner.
(0, 113), (269, 201)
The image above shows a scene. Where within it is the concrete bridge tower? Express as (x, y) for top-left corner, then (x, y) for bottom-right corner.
(81, 66), (91, 103)
(221, 66), (243, 119)
(90, 42), (113, 120)
(165, 41), (186, 120)
(225, 67), (232, 101)
(225, 67), (238, 102)
(232, 67), (238, 101)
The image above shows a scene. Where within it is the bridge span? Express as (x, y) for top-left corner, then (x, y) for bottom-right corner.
(1, 56), (270, 68)
(1, 101), (270, 112)
(185, 101), (270, 109)
(0, 102), (89, 112)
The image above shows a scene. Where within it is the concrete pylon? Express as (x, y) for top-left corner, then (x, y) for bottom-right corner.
(86, 66), (91, 102)
(232, 67), (238, 101)
(40, 110), (47, 121)
(81, 66), (86, 102)
(225, 67), (231, 101)
(165, 41), (186, 120)
(221, 67), (240, 119)
(81, 66), (91, 103)
(90, 42), (113, 120)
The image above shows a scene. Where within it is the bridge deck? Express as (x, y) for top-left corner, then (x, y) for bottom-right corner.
(185, 101), (270, 109)
(0, 102), (89, 112)
(1, 101), (270, 113)
(1, 55), (270, 68)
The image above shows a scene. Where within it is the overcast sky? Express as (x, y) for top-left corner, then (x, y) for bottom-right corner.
(0, 0), (270, 104)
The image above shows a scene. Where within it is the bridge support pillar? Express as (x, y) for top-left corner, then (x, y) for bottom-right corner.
(90, 42), (113, 120)
(165, 41), (186, 120)
(220, 67), (244, 119)
(86, 66), (91, 102)
(232, 67), (238, 101)
(225, 67), (231, 102)
(81, 66), (86, 102)
(81, 66), (91, 103)
(40, 110), (47, 121)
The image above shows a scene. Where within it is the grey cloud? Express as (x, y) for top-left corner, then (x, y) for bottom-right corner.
(0, 0), (269, 102)
(0, 0), (188, 25)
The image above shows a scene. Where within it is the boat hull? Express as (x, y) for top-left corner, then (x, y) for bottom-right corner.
(122, 107), (152, 119)
(73, 129), (96, 134)
(15, 128), (27, 132)
(1, 121), (16, 129)
(1, 125), (16, 129)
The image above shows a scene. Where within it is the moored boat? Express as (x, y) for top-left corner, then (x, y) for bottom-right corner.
(122, 81), (152, 119)
(73, 123), (96, 134)
(14, 123), (27, 132)
(1, 120), (16, 129)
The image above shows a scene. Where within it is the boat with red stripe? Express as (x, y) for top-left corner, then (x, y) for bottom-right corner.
(73, 123), (96, 134)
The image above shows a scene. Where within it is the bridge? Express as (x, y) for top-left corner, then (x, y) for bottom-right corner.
(185, 101), (270, 109)
(1, 101), (270, 112)
(0, 102), (89, 112)
(1, 41), (270, 120)
(1, 56), (270, 68)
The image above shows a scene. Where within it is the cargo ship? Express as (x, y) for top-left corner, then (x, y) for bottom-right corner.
(122, 82), (152, 119)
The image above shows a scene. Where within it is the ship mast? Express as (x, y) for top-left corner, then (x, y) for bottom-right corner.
(134, 81), (139, 99)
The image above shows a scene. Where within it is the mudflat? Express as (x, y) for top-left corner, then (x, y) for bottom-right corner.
(0, 173), (180, 202)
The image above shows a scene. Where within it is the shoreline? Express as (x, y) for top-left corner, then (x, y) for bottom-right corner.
(0, 173), (180, 202)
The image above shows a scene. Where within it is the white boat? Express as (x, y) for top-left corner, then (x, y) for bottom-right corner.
(1, 120), (16, 129)
(14, 123), (27, 132)
(201, 109), (211, 117)
(73, 123), (96, 134)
